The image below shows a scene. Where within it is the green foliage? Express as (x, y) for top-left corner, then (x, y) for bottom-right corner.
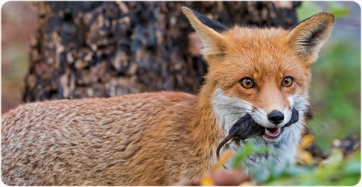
(264, 149), (361, 186)
(230, 141), (270, 169)
(296, 1), (360, 152)
(296, 1), (323, 21)
(326, 2), (350, 18)
(231, 141), (361, 185)
(310, 39), (360, 151)
(296, 1), (350, 21)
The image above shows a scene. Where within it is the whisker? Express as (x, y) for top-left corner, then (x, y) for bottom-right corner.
(222, 112), (248, 116)
(293, 123), (303, 135)
(308, 119), (328, 133)
(215, 105), (253, 112)
(304, 123), (316, 136)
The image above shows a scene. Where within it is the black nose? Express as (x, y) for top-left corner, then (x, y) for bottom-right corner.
(268, 110), (284, 125)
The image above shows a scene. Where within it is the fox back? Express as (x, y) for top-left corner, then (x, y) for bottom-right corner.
(1, 7), (334, 185)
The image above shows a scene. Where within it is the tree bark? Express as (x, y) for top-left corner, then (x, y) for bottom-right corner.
(22, 1), (301, 102)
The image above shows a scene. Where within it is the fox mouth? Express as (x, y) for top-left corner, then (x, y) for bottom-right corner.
(229, 108), (298, 141)
(216, 108), (299, 159)
(264, 127), (282, 139)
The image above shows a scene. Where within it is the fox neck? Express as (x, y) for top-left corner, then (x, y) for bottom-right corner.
(190, 81), (224, 166)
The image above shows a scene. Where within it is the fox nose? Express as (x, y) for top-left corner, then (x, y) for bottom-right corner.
(268, 110), (284, 125)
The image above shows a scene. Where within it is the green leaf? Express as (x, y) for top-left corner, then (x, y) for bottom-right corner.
(326, 2), (350, 18)
(268, 162), (284, 179)
(231, 141), (253, 168)
(284, 164), (312, 177)
(231, 141), (270, 168)
(334, 175), (361, 185)
(321, 148), (343, 166)
(296, 1), (323, 21)
(342, 160), (361, 175)
(250, 166), (269, 182)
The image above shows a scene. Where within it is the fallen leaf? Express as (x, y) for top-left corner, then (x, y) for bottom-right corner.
(213, 150), (234, 170)
(298, 134), (315, 149)
(200, 175), (214, 186)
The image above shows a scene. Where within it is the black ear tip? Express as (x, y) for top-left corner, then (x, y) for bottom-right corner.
(181, 6), (190, 12)
(181, 6), (199, 18)
(181, 6), (229, 32)
(182, 6), (200, 16)
(181, 6), (191, 14)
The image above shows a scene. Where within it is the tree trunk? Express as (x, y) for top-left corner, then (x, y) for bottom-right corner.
(22, 1), (301, 102)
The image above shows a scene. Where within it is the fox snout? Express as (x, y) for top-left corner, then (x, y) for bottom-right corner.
(266, 108), (299, 126)
(267, 110), (285, 125)
(236, 108), (299, 140)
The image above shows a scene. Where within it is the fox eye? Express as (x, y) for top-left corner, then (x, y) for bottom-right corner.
(282, 76), (293, 87)
(240, 78), (255, 89)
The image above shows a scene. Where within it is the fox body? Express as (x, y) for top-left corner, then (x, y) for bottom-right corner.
(1, 7), (334, 185)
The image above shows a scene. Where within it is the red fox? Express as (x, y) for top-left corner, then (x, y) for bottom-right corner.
(1, 7), (334, 185)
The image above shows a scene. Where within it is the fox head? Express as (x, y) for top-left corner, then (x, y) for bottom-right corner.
(182, 7), (334, 171)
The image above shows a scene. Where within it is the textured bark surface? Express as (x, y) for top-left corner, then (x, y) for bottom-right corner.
(23, 1), (300, 102)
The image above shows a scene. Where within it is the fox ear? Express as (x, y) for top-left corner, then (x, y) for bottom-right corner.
(182, 6), (228, 62)
(183, 7), (229, 33)
(288, 12), (335, 64)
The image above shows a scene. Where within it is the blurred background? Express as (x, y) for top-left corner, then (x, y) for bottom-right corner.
(2, 2), (37, 114)
(297, 1), (360, 151)
(1, 1), (360, 152)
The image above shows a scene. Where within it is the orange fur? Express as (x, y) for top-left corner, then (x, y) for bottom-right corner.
(2, 92), (221, 185)
(1, 7), (334, 185)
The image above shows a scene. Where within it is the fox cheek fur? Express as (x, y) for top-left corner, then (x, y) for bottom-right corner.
(182, 6), (334, 173)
